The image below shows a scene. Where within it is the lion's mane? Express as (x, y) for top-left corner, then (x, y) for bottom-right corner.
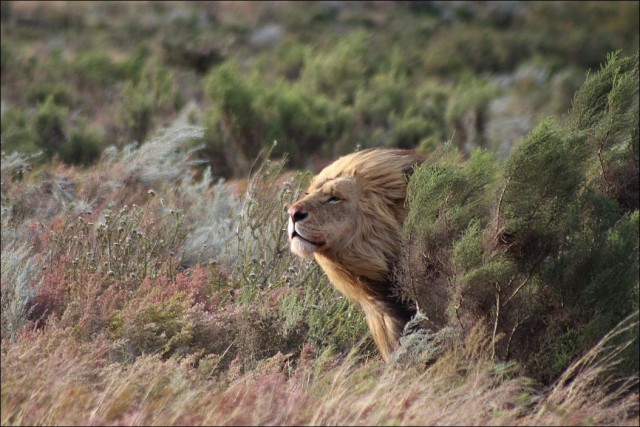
(288, 148), (423, 360)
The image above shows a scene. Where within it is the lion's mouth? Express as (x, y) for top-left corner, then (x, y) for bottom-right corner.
(288, 219), (324, 256)
(290, 230), (325, 258)
(291, 230), (324, 247)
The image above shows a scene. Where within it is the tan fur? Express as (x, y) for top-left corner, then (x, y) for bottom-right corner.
(288, 148), (423, 361)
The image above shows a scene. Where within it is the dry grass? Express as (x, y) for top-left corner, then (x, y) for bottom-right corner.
(2, 320), (637, 426)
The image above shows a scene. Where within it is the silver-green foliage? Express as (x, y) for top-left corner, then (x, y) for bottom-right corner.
(181, 168), (242, 267)
(1, 241), (43, 341)
(110, 125), (205, 186)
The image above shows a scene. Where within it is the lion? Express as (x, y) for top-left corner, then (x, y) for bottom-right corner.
(287, 148), (424, 361)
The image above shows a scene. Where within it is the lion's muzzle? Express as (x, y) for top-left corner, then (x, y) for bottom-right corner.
(288, 203), (323, 257)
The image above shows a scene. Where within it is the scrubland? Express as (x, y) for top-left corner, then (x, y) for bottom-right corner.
(1, 2), (638, 425)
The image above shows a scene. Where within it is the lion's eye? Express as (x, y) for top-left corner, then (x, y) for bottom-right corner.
(328, 195), (341, 204)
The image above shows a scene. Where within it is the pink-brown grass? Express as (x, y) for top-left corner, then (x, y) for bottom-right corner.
(2, 321), (637, 426)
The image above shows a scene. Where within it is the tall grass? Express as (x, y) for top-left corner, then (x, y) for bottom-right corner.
(2, 316), (637, 425)
(1, 124), (638, 425)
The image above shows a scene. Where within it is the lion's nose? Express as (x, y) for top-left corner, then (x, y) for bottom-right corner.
(288, 204), (308, 223)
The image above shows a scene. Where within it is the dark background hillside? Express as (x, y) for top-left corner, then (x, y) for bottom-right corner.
(2, 1), (638, 175)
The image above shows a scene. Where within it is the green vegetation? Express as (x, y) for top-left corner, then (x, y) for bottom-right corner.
(203, 61), (352, 175)
(2, 2), (638, 173)
(400, 52), (639, 384)
(1, 2), (638, 425)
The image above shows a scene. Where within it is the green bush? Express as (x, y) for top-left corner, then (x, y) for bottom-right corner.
(118, 66), (178, 143)
(204, 61), (268, 175)
(33, 95), (68, 157)
(423, 28), (531, 75)
(26, 82), (74, 107)
(59, 126), (105, 166)
(204, 62), (352, 176)
(300, 31), (376, 104)
(120, 81), (153, 144)
(1, 107), (39, 156)
(274, 42), (310, 81)
(73, 51), (127, 87)
(399, 144), (499, 332)
(524, 2), (639, 69)
(388, 109), (433, 149)
(1, 41), (13, 73)
(109, 292), (230, 361)
(414, 83), (451, 153)
(354, 71), (412, 128)
(400, 53), (639, 384)
(445, 77), (500, 152)
(262, 83), (352, 162)
(121, 46), (150, 83)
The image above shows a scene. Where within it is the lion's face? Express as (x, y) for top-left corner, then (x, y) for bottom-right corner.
(287, 175), (361, 258)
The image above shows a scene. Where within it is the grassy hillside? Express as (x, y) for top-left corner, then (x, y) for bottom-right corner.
(1, 2), (639, 425)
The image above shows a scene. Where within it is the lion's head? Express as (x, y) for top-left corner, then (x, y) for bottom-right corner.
(288, 148), (422, 278)
(287, 148), (423, 360)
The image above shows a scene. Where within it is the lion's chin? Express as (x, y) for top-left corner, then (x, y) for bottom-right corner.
(290, 235), (320, 258)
